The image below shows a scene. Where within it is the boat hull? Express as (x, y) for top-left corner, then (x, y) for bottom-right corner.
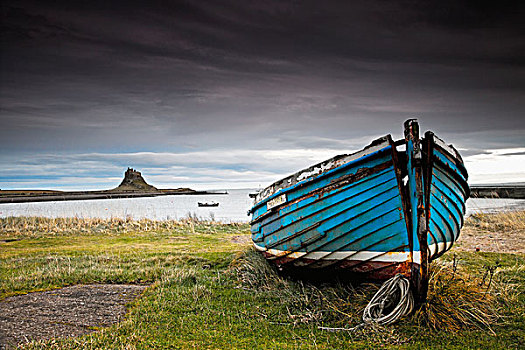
(249, 120), (468, 298)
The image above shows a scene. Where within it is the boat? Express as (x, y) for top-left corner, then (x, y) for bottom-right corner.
(248, 119), (469, 302)
(198, 202), (219, 207)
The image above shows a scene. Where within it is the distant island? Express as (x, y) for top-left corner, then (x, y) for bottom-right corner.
(110, 168), (197, 194)
(0, 168), (226, 203)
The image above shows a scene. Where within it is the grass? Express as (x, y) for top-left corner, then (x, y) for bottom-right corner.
(465, 211), (525, 233)
(0, 213), (524, 349)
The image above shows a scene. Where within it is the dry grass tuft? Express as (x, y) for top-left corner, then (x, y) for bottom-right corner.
(230, 248), (285, 290)
(413, 259), (506, 334)
(466, 211), (525, 233)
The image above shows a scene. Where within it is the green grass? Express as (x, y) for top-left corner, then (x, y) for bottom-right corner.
(1, 215), (524, 349)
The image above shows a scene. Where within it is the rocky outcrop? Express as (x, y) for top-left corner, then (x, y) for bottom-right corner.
(113, 168), (158, 192)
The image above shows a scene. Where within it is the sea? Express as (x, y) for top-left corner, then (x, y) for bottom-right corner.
(0, 189), (524, 223)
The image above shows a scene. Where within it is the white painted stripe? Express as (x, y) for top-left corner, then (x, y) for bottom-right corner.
(428, 241), (448, 259)
(253, 243), (419, 263)
(253, 243), (266, 251)
(429, 242), (437, 257)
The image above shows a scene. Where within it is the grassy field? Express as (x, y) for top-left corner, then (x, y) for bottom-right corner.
(1, 214), (524, 349)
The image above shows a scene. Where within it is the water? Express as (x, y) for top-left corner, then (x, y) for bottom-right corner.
(0, 189), (524, 222)
(0, 189), (255, 223)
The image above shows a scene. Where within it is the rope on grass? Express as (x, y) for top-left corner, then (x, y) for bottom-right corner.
(362, 274), (414, 325)
(319, 274), (414, 332)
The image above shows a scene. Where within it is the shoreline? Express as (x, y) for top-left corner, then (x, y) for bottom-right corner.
(0, 190), (227, 204)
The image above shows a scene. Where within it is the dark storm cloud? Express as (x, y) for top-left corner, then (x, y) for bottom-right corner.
(1, 0), (524, 187)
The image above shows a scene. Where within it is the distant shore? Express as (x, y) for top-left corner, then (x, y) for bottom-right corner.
(0, 189), (228, 204)
(470, 185), (525, 199)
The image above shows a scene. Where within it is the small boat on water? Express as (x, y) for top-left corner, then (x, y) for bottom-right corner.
(248, 120), (469, 301)
(198, 202), (219, 207)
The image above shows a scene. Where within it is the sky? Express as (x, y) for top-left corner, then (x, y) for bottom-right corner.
(1, 0), (524, 190)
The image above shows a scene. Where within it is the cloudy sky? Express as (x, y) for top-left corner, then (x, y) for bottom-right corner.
(1, 0), (524, 190)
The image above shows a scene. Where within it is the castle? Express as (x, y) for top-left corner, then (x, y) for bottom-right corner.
(124, 168), (143, 181)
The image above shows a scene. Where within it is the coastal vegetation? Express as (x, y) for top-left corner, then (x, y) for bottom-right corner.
(0, 212), (524, 349)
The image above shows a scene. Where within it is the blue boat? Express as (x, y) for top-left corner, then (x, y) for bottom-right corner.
(248, 120), (469, 300)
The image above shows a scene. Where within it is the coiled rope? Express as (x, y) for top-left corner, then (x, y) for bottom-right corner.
(319, 274), (414, 331)
(362, 274), (414, 325)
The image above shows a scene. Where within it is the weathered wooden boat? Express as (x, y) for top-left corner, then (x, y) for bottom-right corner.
(248, 120), (469, 301)
(198, 202), (219, 207)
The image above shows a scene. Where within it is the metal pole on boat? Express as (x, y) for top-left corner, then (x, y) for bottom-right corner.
(404, 119), (429, 304)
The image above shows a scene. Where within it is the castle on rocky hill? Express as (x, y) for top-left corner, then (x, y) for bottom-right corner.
(115, 168), (158, 192)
